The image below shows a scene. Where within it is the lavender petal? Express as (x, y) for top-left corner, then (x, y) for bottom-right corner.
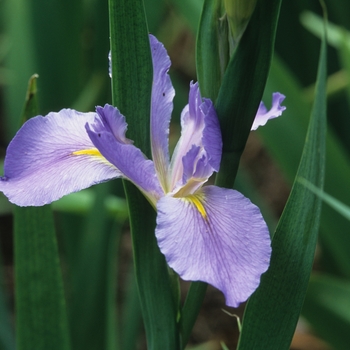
(251, 92), (286, 131)
(0, 109), (121, 206)
(156, 185), (271, 307)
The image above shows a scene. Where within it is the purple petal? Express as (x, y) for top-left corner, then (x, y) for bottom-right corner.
(182, 145), (201, 181)
(86, 104), (163, 204)
(180, 145), (208, 195)
(0, 109), (122, 206)
(95, 104), (132, 144)
(156, 186), (271, 307)
(251, 92), (286, 130)
(201, 98), (222, 171)
(149, 34), (175, 191)
(181, 146), (212, 195)
(170, 82), (222, 192)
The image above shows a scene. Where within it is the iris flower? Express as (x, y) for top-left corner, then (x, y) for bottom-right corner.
(0, 35), (285, 307)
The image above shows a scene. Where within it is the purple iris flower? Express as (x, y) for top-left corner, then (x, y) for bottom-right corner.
(0, 35), (285, 307)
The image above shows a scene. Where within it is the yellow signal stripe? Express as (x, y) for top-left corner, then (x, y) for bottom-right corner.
(186, 194), (207, 220)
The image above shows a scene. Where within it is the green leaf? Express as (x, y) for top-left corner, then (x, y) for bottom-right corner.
(4, 0), (36, 138)
(260, 57), (350, 279)
(52, 189), (128, 220)
(71, 72), (108, 112)
(14, 75), (70, 350)
(19, 74), (39, 126)
(120, 267), (142, 350)
(337, 31), (350, 107)
(301, 11), (350, 105)
(124, 185), (179, 348)
(215, 0), (283, 185)
(237, 13), (327, 350)
(108, 0), (179, 348)
(300, 11), (349, 49)
(15, 207), (70, 350)
(144, 0), (167, 34)
(4, 0), (85, 138)
(302, 274), (350, 350)
(196, 0), (224, 102)
(220, 342), (229, 350)
(181, 0), (282, 345)
(68, 183), (120, 350)
(0, 252), (15, 350)
(180, 281), (207, 347)
(298, 177), (350, 221)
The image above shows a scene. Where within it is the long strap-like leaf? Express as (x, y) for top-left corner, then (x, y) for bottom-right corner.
(180, 1), (282, 346)
(15, 206), (71, 350)
(15, 75), (70, 350)
(237, 15), (327, 350)
(108, 1), (179, 348)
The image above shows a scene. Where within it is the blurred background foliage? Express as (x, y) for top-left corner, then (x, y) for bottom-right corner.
(0, 0), (350, 349)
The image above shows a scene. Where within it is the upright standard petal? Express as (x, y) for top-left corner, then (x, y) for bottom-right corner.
(251, 92), (286, 130)
(170, 83), (222, 193)
(201, 98), (222, 172)
(156, 186), (271, 307)
(0, 109), (122, 206)
(86, 104), (163, 205)
(149, 34), (175, 191)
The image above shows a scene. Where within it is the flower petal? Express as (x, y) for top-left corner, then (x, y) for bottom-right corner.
(149, 34), (175, 191)
(95, 104), (132, 144)
(170, 82), (222, 191)
(156, 186), (271, 307)
(0, 109), (121, 206)
(201, 98), (222, 172)
(251, 92), (286, 130)
(86, 104), (163, 204)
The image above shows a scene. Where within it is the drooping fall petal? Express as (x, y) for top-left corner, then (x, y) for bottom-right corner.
(0, 109), (121, 206)
(156, 185), (271, 307)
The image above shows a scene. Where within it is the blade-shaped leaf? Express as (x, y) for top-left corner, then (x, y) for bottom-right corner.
(15, 206), (71, 350)
(0, 251), (15, 350)
(120, 267), (142, 350)
(300, 11), (349, 49)
(237, 15), (327, 350)
(302, 274), (350, 350)
(14, 75), (70, 350)
(301, 11), (350, 117)
(68, 183), (120, 350)
(181, 0), (282, 345)
(108, 0), (179, 348)
(215, 0), (283, 184)
(260, 57), (350, 278)
(196, 0), (225, 102)
(298, 177), (350, 221)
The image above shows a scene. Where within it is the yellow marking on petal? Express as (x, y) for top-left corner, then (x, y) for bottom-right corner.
(71, 147), (119, 174)
(72, 148), (102, 157)
(186, 194), (207, 220)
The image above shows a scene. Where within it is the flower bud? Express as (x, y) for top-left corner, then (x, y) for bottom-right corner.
(224, 0), (257, 43)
